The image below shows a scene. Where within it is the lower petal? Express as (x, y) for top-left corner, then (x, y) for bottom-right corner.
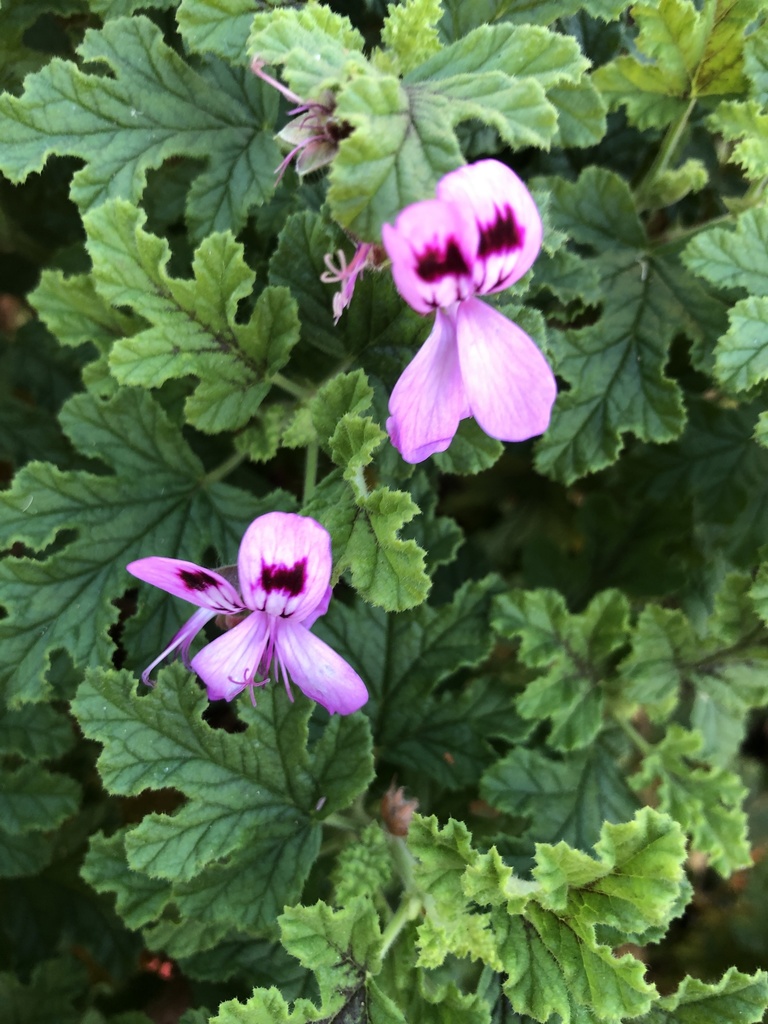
(276, 621), (368, 715)
(387, 308), (468, 464)
(140, 607), (215, 685)
(191, 613), (270, 702)
(456, 297), (556, 442)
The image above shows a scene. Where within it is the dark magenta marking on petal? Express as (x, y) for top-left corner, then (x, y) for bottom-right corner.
(178, 568), (220, 592)
(416, 239), (469, 282)
(260, 558), (306, 597)
(478, 206), (522, 258)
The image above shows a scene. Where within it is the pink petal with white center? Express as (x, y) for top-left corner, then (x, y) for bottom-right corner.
(237, 512), (332, 621)
(140, 606), (215, 685)
(437, 160), (542, 295)
(456, 297), (556, 442)
(127, 557), (244, 614)
(191, 612), (270, 702)
(387, 307), (469, 464)
(382, 199), (478, 314)
(276, 620), (368, 715)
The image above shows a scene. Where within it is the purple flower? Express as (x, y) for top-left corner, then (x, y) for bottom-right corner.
(381, 160), (557, 464)
(320, 242), (377, 322)
(127, 512), (368, 716)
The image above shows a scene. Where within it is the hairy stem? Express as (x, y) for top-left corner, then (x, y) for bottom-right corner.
(635, 98), (697, 209)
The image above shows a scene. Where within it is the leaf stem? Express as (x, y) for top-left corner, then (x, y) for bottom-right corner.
(378, 893), (421, 960)
(202, 449), (247, 485)
(303, 438), (319, 503)
(272, 372), (311, 400)
(635, 98), (697, 209)
(615, 714), (654, 757)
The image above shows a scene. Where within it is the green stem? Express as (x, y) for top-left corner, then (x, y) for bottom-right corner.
(272, 372), (311, 401)
(615, 714), (654, 757)
(303, 439), (319, 503)
(378, 894), (421, 960)
(202, 449), (247, 485)
(321, 812), (359, 832)
(635, 98), (697, 209)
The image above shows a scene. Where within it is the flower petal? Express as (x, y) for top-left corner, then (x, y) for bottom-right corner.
(191, 612), (270, 702)
(437, 160), (542, 295)
(456, 297), (556, 442)
(140, 607), (215, 685)
(276, 620), (368, 715)
(127, 557), (244, 613)
(382, 199), (479, 314)
(387, 308), (469, 463)
(237, 512), (332, 621)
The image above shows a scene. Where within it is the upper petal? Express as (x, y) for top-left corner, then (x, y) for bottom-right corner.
(456, 297), (556, 442)
(382, 198), (479, 314)
(387, 308), (469, 464)
(190, 612), (270, 702)
(276, 620), (368, 715)
(237, 512), (332, 621)
(437, 160), (542, 295)
(126, 557), (244, 613)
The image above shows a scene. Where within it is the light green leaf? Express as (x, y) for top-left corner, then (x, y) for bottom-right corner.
(630, 725), (751, 876)
(332, 824), (393, 906)
(683, 207), (768, 296)
(73, 665), (374, 935)
(178, 0), (257, 63)
(635, 967), (768, 1024)
(85, 199), (300, 433)
(0, 388), (283, 706)
(439, 0), (628, 35)
(594, 0), (761, 129)
(745, 22), (768, 102)
(380, 0), (443, 75)
(708, 99), (768, 180)
(493, 588), (630, 750)
(0, 16), (280, 237)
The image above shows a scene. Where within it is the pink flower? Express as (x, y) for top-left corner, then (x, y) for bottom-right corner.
(126, 512), (368, 716)
(381, 160), (557, 464)
(251, 58), (351, 181)
(320, 242), (375, 322)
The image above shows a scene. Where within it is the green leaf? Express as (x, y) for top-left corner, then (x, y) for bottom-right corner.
(480, 740), (638, 851)
(745, 21), (768, 102)
(0, 16), (280, 238)
(630, 725), (751, 876)
(84, 199), (300, 433)
(439, 0), (628, 35)
(0, 704), (74, 761)
(332, 824), (394, 906)
(634, 967), (768, 1024)
(314, 577), (500, 749)
(82, 832), (171, 931)
(493, 588), (630, 750)
(178, 0), (257, 63)
(535, 168), (727, 483)
(0, 388), (283, 706)
(432, 418), (504, 475)
(0, 957), (88, 1024)
(0, 764), (79, 835)
(73, 665), (374, 935)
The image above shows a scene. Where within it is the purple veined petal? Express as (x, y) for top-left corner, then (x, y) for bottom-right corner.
(382, 198), (479, 314)
(139, 606), (215, 685)
(275, 620), (368, 715)
(456, 297), (556, 442)
(387, 307), (469, 464)
(437, 160), (542, 296)
(237, 512), (332, 621)
(191, 611), (271, 702)
(127, 557), (244, 614)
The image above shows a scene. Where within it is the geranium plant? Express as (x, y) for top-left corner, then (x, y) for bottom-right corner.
(1, 1), (768, 1022)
